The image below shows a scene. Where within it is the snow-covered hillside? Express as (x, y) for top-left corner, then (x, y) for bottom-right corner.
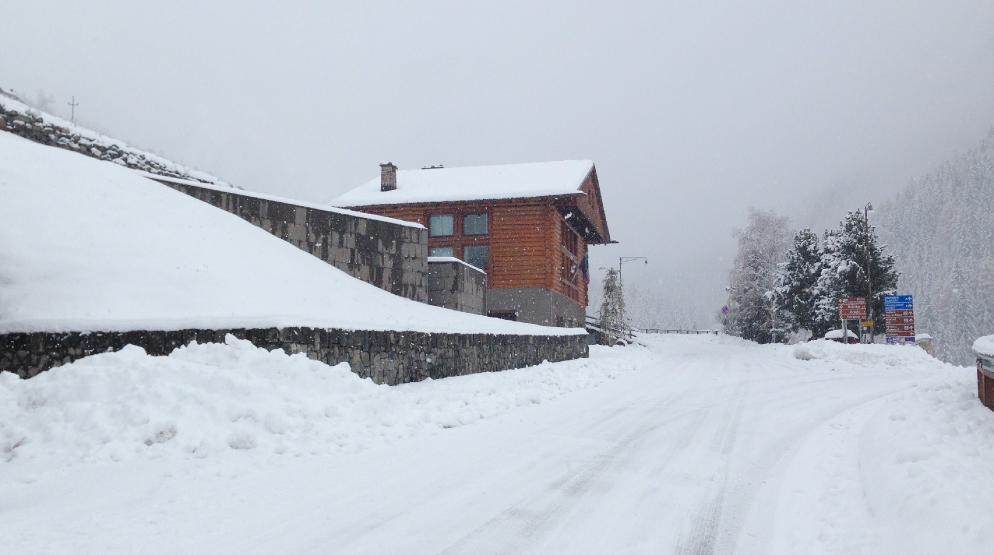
(1, 335), (988, 554)
(0, 88), (229, 186)
(0, 130), (579, 336)
(878, 129), (994, 365)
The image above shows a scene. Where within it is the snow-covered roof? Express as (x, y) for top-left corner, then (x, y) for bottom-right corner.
(974, 335), (994, 358)
(331, 160), (595, 207)
(0, 131), (583, 337)
(137, 171), (424, 229)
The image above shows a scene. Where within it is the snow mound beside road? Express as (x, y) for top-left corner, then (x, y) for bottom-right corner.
(0, 336), (636, 469)
(791, 339), (939, 368)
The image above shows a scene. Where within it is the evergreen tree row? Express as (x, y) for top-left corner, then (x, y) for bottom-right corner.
(724, 209), (899, 343)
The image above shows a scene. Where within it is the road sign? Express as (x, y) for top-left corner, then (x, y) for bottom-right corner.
(861, 320), (875, 328)
(884, 295), (913, 310)
(884, 294), (915, 344)
(839, 297), (867, 320)
(886, 336), (916, 345)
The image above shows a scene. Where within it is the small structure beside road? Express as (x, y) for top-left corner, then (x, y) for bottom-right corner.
(825, 329), (859, 344)
(975, 335), (994, 412)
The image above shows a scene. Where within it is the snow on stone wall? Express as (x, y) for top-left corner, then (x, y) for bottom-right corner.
(0, 92), (227, 186)
(0, 327), (588, 385)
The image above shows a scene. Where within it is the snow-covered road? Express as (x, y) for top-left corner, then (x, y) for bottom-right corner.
(3, 335), (992, 554)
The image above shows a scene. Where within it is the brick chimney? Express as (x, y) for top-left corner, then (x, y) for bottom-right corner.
(380, 162), (397, 192)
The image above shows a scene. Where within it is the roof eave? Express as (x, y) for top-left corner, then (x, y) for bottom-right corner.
(338, 191), (586, 210)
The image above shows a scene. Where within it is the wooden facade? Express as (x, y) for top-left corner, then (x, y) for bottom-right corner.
(341, 165), (612, 326)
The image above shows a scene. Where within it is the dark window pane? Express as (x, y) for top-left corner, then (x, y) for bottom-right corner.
(429, 214), (454, 237)
(463, 245), (489, 271)
(464, 213), (488, 235)
(429, 246), (454, 257)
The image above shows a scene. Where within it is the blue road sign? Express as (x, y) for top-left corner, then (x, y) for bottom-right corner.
(884, 295), (913, 311)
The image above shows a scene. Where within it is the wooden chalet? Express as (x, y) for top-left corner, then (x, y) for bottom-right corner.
(332, 160), (613, 327)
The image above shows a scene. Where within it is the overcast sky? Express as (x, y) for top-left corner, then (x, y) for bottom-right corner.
(3, 1), (993, 326)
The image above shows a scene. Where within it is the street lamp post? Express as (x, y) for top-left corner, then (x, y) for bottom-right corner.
(864, 202), (874, 343)
(618, 256), (648, 284)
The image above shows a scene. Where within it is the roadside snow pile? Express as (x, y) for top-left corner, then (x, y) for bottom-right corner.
(974, 334), (994, 358)
(0, 131), (580, 336)
(791, 339), (938, 368)
(776, 338), (989, 553)
(0, 336), (635, 468)
(855, 371), (994, 553)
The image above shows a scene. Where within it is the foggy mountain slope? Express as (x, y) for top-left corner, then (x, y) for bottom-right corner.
(877, 128), (994, 365)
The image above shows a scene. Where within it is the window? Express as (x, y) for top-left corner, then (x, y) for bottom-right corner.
(560, 221), (581, 301)
(429, 246), (454, 257)
(463, 245), (489, 271)
(429, 214), (454, 237)
(463, 213), (488, 235)
(488, 310), (518, 321)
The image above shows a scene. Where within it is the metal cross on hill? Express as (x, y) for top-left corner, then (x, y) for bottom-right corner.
(67, 96), (79, 125)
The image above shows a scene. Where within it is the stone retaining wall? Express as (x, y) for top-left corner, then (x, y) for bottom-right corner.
(154, 178), (428, 301)
(0, 327), (588, 385)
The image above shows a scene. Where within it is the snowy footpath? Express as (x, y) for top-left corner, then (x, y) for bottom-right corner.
(2, 335), (993, 554)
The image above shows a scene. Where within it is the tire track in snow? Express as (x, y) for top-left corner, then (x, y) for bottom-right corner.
(675, 380), (917, 555)
(437, 398), (711, 554)
(677, 382), (749, 555)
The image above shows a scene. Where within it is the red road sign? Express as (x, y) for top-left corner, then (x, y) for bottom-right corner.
(839, 297), (867, 320)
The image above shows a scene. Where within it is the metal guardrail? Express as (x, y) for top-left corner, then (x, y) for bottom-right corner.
(639, 328), (719, 335)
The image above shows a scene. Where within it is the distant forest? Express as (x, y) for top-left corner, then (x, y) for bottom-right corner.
(877, 129), (994, 365)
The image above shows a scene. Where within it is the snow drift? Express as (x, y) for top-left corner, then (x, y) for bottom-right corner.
(0, 336), (633, 467)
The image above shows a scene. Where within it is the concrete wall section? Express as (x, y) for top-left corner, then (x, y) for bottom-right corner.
(487, 288), (585, 328)
(0, 328), (588, 385)
(156, 178), (428, 301)
(426, 259), (487, 314)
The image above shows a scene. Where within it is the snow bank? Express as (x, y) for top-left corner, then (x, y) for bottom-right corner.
(791, 339), (934, 366)
(0, 131), (581, 336)
(854, 372), (994, 553)
(776, 338), (990, 553)
(0, 336), (633, 468)
(973, 335), (994, 358)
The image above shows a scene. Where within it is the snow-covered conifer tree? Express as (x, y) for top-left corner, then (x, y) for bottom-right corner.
(773, 228), (822, 335)
(811, 211), (898, 339)
(724, 209), (791, 343)
(599, 268), (627, 343)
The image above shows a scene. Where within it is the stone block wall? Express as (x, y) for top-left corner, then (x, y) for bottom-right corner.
(426, 259), (487, 314)
(155, 178), (428, 301)
(0, 327), (589, 385)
